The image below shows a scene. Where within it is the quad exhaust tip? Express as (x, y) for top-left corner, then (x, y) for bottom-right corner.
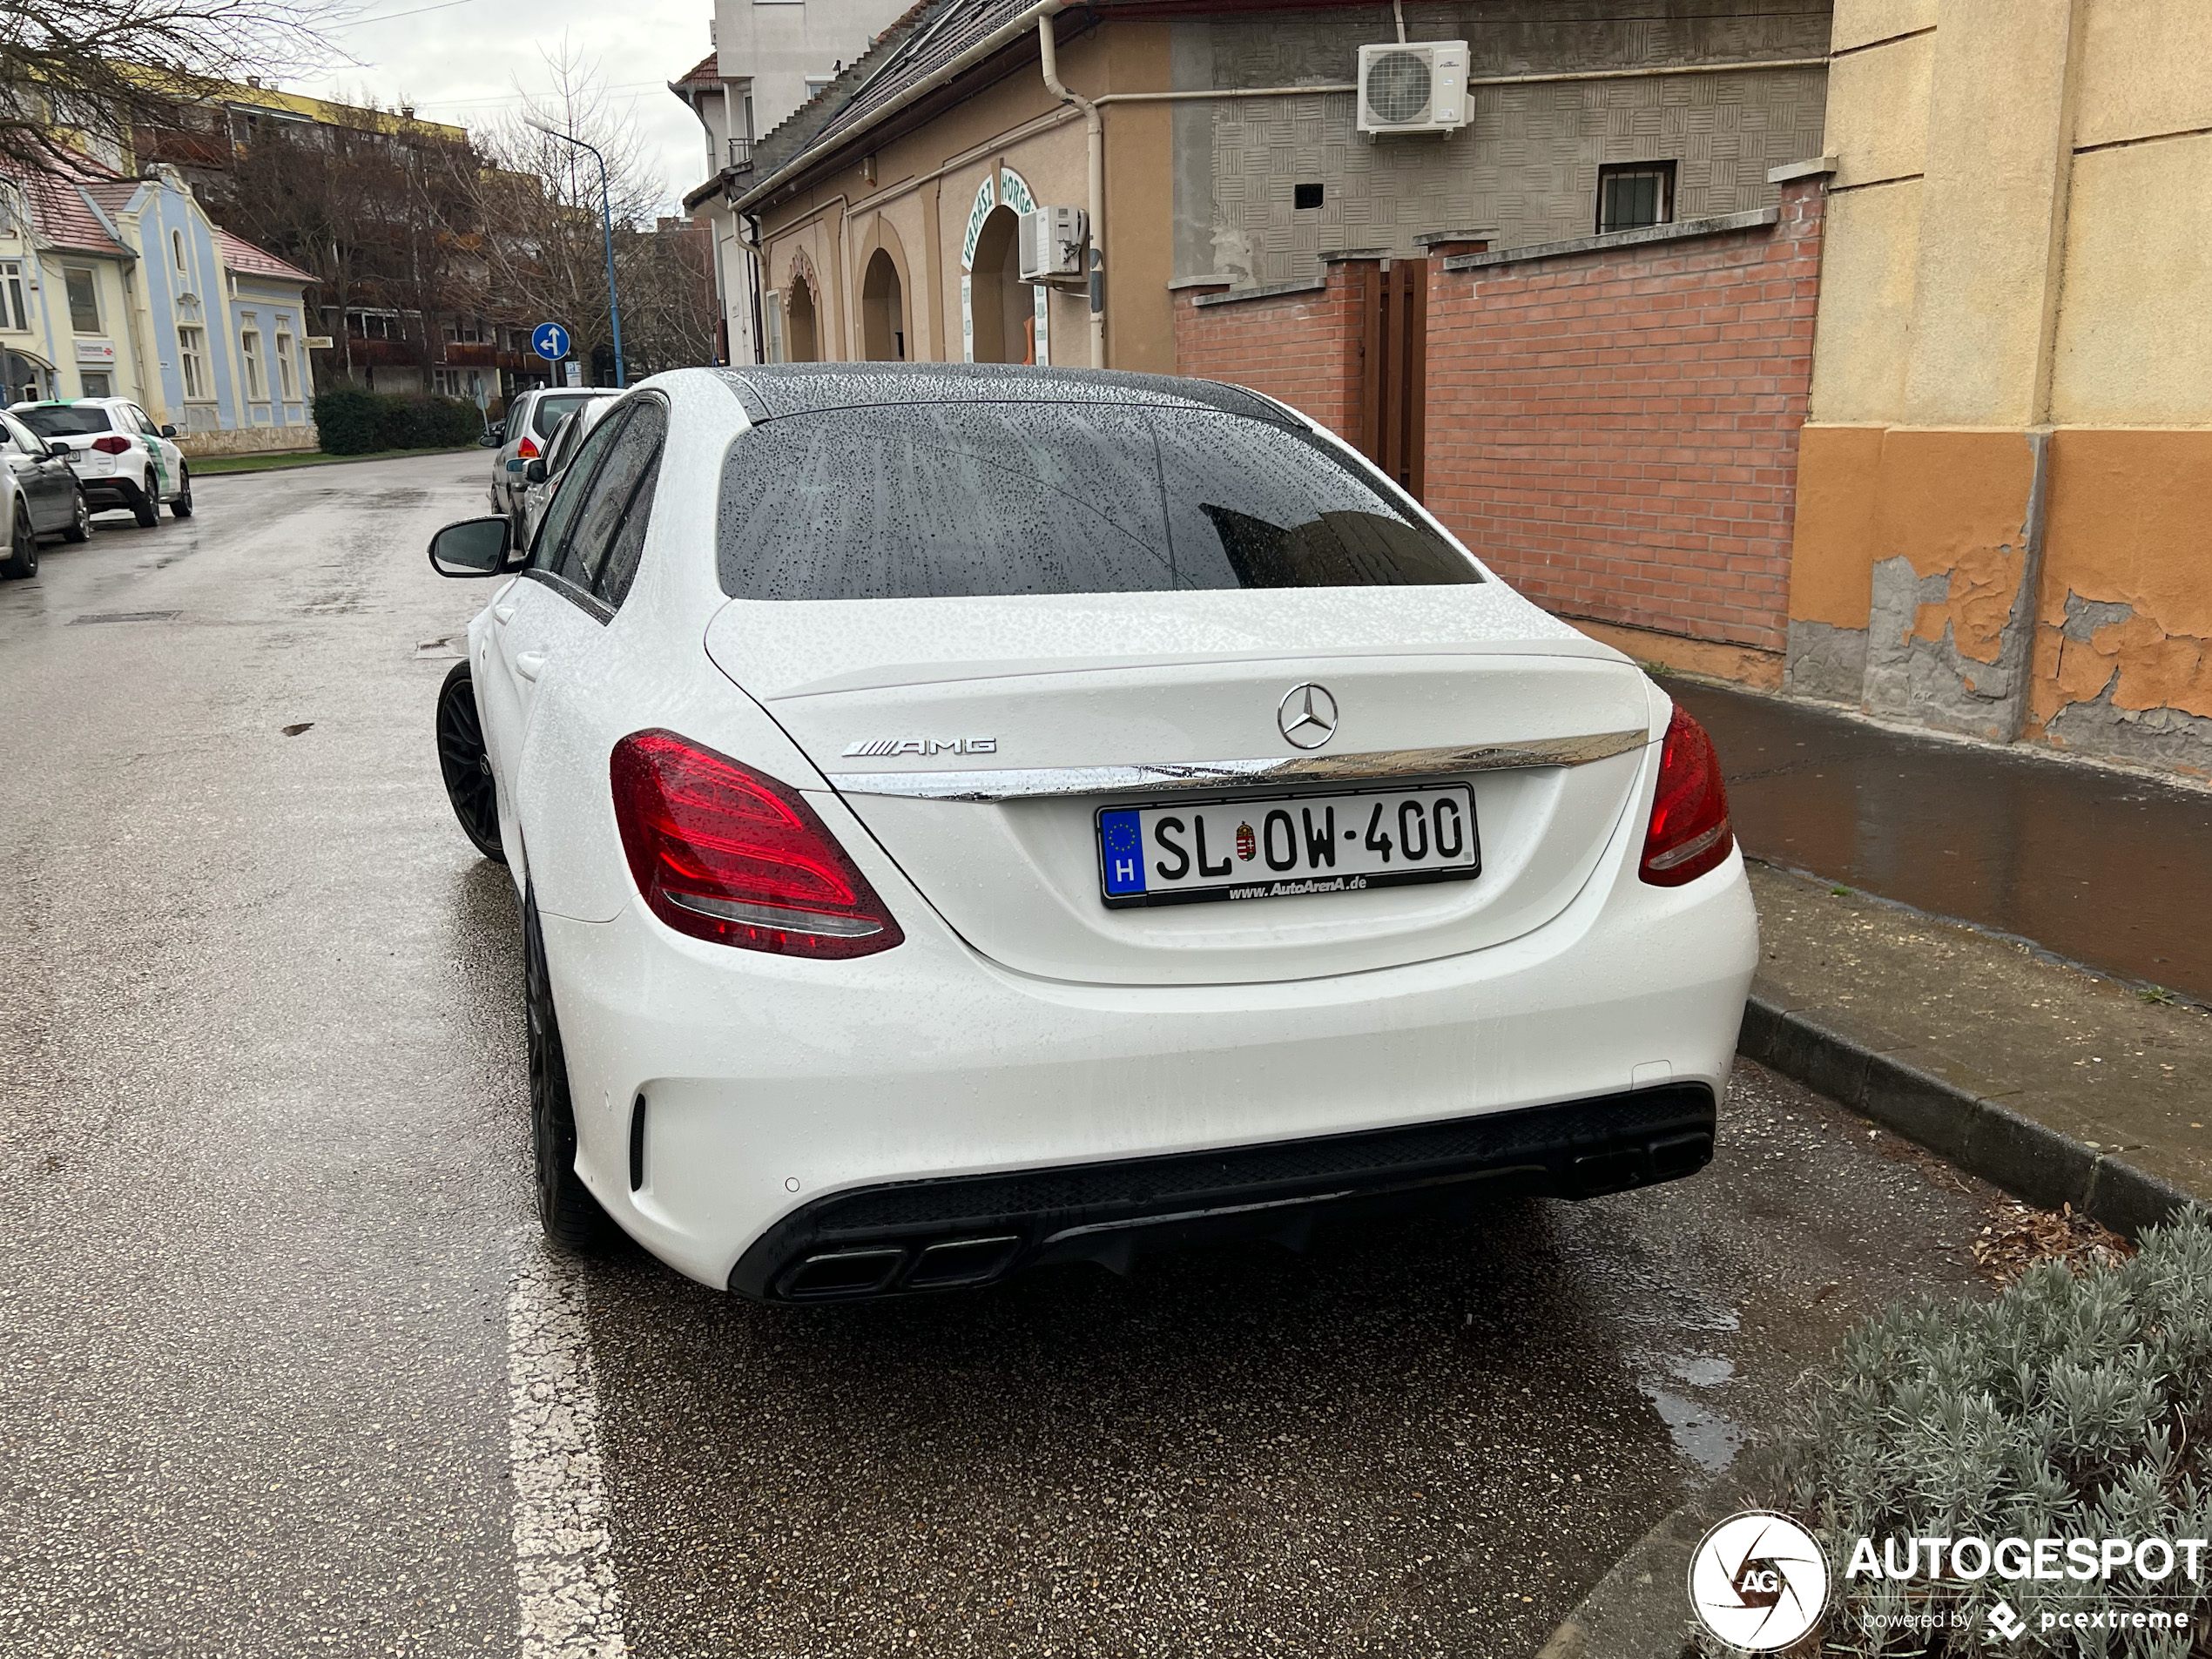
(779, 1235), (1023, 1301)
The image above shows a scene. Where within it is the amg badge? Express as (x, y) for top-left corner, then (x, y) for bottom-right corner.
(841, 737), (999, 758)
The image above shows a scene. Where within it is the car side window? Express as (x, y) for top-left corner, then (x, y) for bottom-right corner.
(588, 399), (667, 610)
(553, 399), (663, 599)
(529, 403), (631, 584)
(1, 414), (41, 453)
(544, 414), (579, 476)
(125, 407), (151, 434)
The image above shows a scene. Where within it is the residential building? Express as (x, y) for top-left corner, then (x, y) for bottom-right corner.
(1, 155), (317, 454)
(136, 77), (551, 409)
(720, 0), (2212, 783)
(671, 0), (919, 364)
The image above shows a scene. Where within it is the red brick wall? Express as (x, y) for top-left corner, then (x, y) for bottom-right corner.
(1171, 264), (1369, 440)
(1423, 181), (1825, 654)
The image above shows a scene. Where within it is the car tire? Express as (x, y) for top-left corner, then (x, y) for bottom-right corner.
(128, 480), (157, 529)
(0, 500), (34, 578)
(435, 661), (506, 863)
(60, 486), (90, 543)
(524, 889), (618, 1255)
(170, 467), (193, 518)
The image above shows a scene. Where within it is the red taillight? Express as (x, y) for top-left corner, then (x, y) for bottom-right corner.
(516, 436), (540, 460)
(1639, 705), (1735, 887)
(90, 435), (131, 455)
(610, 730), (904, 959)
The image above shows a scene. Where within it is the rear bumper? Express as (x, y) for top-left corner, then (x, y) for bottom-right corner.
(732, 1082), (1715, 1301)
(540, 783), (1758, 1292)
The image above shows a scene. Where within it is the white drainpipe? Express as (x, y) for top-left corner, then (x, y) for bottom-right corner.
(1035, 6), (1104, 370)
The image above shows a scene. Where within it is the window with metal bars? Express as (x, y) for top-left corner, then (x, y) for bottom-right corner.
(1596, 161), (1676, 235)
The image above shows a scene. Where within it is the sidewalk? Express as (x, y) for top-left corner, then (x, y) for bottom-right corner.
(1660, 677), (2212, 1229)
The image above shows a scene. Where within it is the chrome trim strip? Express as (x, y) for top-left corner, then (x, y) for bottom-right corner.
(826, 730), (1649, 803)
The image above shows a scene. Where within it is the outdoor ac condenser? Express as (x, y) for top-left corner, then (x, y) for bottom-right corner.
(1019, 206), (1088, 282)
(1355, 40), (1471, 136)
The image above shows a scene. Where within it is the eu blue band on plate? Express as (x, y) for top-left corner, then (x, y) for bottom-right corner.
(1098, 809), (1145, 896)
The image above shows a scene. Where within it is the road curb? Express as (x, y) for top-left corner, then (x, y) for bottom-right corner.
(1534, 1478), (1747, 1659)
(1737, 993), (2195, 1239)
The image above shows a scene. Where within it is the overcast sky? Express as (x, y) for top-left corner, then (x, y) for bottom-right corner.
(293, 0), (717, 218)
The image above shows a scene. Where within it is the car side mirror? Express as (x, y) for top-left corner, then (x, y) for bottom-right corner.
(523, 458), (548, 484)
(159, 424), (178, 438)
(428, 515), (514, 577)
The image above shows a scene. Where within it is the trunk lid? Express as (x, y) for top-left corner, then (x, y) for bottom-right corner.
(705, 586), (1655, 986)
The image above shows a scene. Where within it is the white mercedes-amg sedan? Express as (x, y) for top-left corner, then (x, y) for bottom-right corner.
(428, 364), (1755, 1304)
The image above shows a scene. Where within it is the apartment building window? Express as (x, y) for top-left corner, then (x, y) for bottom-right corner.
(240, 319), (267, 400)
(178, 325), (208, 399)
(276, 329), (298, 399)
(80, 371), (111, 397)
(804, 76), (834, 98)
(0, 261), (26, 331)
(63, 266), (100, 333)
(1596, 161), (1676, 234)
(172, 229), (187, 276)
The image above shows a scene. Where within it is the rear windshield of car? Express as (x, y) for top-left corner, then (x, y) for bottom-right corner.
(715, 403), (1480, 600)
(532, 394), (597, 439)
(16, 406), (112, 437)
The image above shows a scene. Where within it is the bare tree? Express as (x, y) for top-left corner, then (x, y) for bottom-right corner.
(0, 0), (334, 175)
(462, 49), (708, 383)
(219, 99), (481, 388)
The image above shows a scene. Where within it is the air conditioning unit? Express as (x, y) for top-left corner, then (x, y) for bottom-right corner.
(1019, 206), (1087, 282)
(1356, 40), (1470, 136)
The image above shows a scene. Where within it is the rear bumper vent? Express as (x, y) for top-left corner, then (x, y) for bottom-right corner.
(732, 1084), (1716, 1305)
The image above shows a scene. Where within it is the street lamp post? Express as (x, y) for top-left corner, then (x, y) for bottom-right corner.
(524, 116), (626, 389)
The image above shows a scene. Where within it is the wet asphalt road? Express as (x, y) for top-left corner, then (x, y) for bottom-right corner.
(0, 453), (2003, 1658)
(1671, 677), (2212, 1003)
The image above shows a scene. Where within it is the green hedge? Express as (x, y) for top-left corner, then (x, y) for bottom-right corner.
(312, 388), (481, 455)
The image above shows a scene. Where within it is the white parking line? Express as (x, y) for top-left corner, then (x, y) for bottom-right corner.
(508, 1249), (630, 1658)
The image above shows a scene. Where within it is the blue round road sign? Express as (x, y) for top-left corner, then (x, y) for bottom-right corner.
(531, 323), (570, 361)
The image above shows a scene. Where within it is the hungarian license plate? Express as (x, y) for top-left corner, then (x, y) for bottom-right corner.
(1096, 784), (1480, 909)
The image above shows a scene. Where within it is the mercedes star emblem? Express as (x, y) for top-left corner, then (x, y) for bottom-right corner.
(1278, 683), (1339, 750)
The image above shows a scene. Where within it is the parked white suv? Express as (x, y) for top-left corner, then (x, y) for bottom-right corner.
(11, 399), (192, 527)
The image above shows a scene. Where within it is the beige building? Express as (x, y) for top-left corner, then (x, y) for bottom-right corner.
(720, 0), (1830, 376)
(1786, 0), (2212, 772)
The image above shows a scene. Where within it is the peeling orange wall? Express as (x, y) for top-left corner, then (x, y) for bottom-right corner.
(1788, 426), (2039, 663)
(1785, 424), (1885, 630)
(1877, 429), (2039, 665)
(2032, 428), (2212, 734)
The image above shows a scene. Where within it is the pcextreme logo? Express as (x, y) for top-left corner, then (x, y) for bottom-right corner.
(1688, 1511), (1831, 1652)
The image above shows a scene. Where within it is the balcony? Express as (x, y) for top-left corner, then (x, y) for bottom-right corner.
(333, 337), (415, 367)
(728, 137), (752, 172)
(441, 341), (498, 367)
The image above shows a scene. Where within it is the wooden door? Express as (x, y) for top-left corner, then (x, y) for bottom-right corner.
(1358, 259), (1427, 500)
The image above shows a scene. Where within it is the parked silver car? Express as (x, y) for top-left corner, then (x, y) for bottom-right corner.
(488, 387), (617, 542)
(515, 397), (619, 555)
(0, 409), (91, 578)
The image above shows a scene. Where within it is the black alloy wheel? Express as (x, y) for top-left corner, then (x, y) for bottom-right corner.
(170, 466), (193, 518)
(61, 486), (90, 543)
(128, 480), (157, 529)
(435, 661), (506, 862)
(0, 500), (35, 578)
(524, 890), (617, 1253)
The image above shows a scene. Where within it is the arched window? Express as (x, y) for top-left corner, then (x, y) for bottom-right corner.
(968, 206), (1031, 365)
(785, 276), (819, 362)
(860, 248), (906, 361)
